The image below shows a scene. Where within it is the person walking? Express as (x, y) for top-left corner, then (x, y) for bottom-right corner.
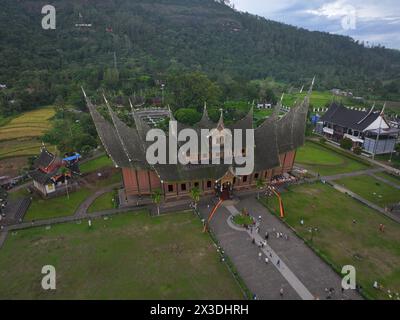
(265, 231), (269, 240)
(280, 287), (284, 298)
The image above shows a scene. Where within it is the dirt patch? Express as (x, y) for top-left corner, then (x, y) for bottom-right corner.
(0, 157), (29, 176)
(83, 167), (119, 184)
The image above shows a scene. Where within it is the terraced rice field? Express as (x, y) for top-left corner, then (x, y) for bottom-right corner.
(0, 107), (55, 160)
(0, 107), (56, 175)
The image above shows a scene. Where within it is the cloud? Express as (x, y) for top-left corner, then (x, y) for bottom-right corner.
(233, 0), (400, 49)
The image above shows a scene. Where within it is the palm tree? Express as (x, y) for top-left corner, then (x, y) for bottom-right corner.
(189, 186), (201, 209)
(256, 178), (266, 200)
(60, 167), (70, 200)
(151, 189), (162, 216)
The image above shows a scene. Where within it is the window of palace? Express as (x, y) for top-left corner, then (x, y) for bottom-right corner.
(207, 181), (212, 188)
(194, 182), (199, 188)
(168, 185), (174, 192)
(243, 176), (248, 182)
(181, 183), (187, 191)
(254, 173), (259, 179)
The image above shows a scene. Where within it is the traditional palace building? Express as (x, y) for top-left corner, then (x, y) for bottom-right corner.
(82, 84), (311, 200)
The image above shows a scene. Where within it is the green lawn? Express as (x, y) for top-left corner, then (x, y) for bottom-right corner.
(24, 188), (92, 221)
(23, 172), (122, 221)
(295, 141), (369, 175)
(232, 214), (253, 226)
(375, 154), (400, 169)
(261, 183), (400, 300)
(88, 191), (116, 213)
(80, 155), (113, 174)
(335, 175), (400, 208)
(374, 172), (400, 186)
(0, 211), (244, 299)
(282, 91), (366, 109)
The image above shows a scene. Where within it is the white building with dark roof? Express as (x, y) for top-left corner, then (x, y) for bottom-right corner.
(316, 103), (399, 155)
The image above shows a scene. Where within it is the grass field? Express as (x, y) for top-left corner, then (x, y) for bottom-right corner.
(262, 183), (400, 300)
(80, 155), (113, 174)
(374, 172), (400, 186)
(295, 141), (369, 175)
(282, 91), (365, 109)
(0, 107), (55, 160)
(335, 175), (400, 208)
(23, 188), (93, 221)
(0, 211), (243, 299)
(88, 191), (116, 213)
(14, 171), (122, 221)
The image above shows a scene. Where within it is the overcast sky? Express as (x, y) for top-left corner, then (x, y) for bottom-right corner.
(233, 0), (400, 49)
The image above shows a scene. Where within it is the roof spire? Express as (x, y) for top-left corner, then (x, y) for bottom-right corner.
(308, 76), (316, 95)
(274, 93), (284, 116)
(380, 102), (386, 116)
(168, 105), (175, 120)
(201, 102), (209, 120)
(217, 108), (224, 130)
(128, 98), (135, 114)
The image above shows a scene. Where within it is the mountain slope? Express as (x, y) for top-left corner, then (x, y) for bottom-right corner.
(0, 0), (399, 108)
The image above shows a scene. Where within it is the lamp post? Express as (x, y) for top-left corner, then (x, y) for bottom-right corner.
(309, 227), (318, 243)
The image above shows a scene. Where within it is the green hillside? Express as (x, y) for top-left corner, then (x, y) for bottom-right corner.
(1, 0), (400, 117)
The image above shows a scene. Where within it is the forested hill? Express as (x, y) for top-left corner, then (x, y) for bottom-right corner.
(1, 0), (400, 113)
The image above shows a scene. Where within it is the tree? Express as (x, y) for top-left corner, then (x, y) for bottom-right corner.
(189, 186), (201, 209)
(174, 108), (201, 125)
(60, 166), (70, 200)
(167, 72), (222, 110)
(256, 178), (266, 200)
(151, 189), (162, 216)
(353, 146), (362, 155)
(340, 138), (353, 150)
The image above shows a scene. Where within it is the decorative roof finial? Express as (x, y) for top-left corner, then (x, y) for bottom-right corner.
(308, 76), (316, 94)
(217, 108), (224, 130)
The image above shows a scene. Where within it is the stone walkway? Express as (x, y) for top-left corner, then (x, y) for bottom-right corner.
(74, 183), (121, 218)
(199, 197), (362, 300)
(370, 173), (400, 190)
(321, 168), (384, 181)
(225, 205), (314, 300)
(330, 182), (400, 223)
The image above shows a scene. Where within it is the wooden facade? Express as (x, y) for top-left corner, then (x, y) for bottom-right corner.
(122, 150), (296, 199)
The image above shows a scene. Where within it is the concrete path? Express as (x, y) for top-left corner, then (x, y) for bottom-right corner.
(320, 139), (400, 176)
(74, 183), (121, 218)
(199, 197), (362, 300)
(0, 230), (8, 249)
(330, 182), (400, 223)
(225, 205), (314, 300)
(237, 197), (362, 300)
(200, 202), (300, 300)
(369, 173), (400, 190)
(321, 168), (384, 181)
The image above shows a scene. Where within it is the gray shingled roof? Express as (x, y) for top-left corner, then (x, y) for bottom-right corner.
(84, 89), (310, 182)
(320, 102), (380, 131)
(34, 149), (55, 168)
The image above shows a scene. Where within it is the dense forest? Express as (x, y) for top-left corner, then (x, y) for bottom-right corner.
(0, 0), (400, 117)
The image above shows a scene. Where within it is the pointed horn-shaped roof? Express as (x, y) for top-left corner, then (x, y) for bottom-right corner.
(308, 75), (316, 95)
(357, 103), (375, 125)
(273, 93), (284, 117)
(168, 105), (175, 121)
(195, 102), (215, 129)
(217, 108), (224, 130)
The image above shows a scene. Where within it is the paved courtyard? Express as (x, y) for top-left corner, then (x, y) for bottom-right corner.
(198, 196), (362, 300)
